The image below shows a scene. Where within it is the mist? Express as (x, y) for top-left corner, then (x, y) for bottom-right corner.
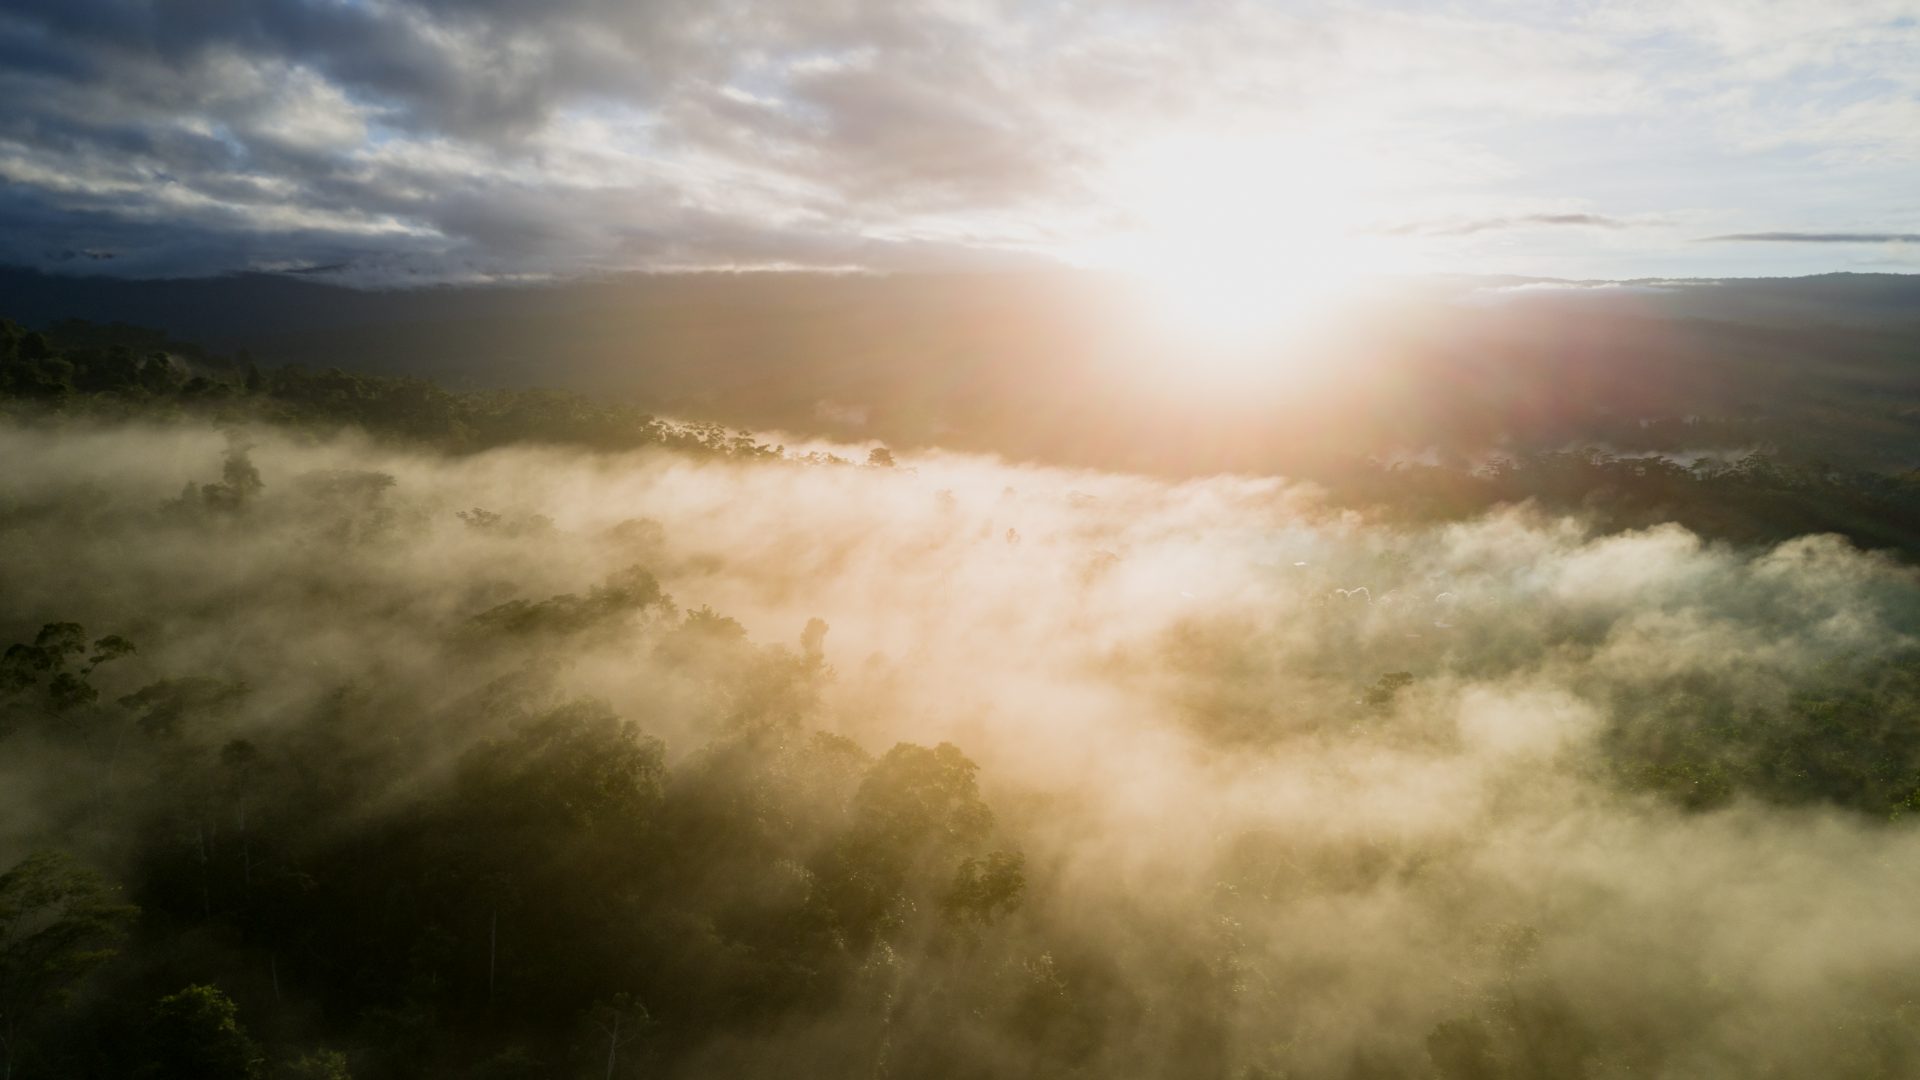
(6, 417), (1920, 1079)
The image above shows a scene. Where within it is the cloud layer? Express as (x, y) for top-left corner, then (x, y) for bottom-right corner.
(1, 0), (1918, 281)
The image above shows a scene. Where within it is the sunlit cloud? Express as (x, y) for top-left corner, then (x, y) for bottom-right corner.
(0, 0), (1915, 281)
(9, 417), (1920, 1074)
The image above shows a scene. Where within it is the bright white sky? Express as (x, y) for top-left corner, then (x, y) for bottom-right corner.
(1, 0), (1916, 283)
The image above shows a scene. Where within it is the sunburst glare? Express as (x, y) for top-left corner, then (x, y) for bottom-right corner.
(1082, 132), (1384, 349)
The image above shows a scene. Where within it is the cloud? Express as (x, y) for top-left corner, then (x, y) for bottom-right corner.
(0, 1), (1915, 280)
(0, 0), (1120, 279)
(1702, 231), (1920, 243)
(9, 417), (1920, 1074)
(1379, 213), (1634, 237)
(1456, 278), (1709, 306)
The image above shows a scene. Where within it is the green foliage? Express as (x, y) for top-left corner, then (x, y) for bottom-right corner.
(470, 567), (668, 639)
(0, 851), (137, 1075)
(0, 623), (136, 735)
(1605, 657), (1920, 815)
(1330, 448), (1920, 562)
(9, 312), (1920, 1078)
(805, 742), (1006, 947)
(142, 984), (261, 1080)
(943, 850), (1025, 924)
(455, 700), (666, 834)
(276, 1049), (351, 1080)
(0, 318), (782, 461)
(852, 742), (994, 853)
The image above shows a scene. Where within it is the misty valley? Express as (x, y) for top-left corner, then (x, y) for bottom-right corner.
(7, 311), (1920, 1080)
(6, 0), (1920, 1074)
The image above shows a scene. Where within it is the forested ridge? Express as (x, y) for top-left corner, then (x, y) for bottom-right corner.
(7, 314), (1920, 558)
(7, 317), (1920, 1078)
(0, 317), (778, 459)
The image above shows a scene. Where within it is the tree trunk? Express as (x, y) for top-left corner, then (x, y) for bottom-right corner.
(196, 822), (212, 920)
(238, 800), (251, 892)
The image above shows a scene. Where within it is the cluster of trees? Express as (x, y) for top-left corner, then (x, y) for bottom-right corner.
(0, 318), (777, 458)
(0, 603), (1030, 1078)
(1597, 656), (1920, 817)
(8, 314), (1920, 1077)
(1325, 448), (1920, 561)
(1176, 619), (1920, 820)
(1, 454), (1914, 1080)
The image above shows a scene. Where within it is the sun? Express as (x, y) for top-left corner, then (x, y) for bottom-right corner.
(1081, 132), (1378, 348)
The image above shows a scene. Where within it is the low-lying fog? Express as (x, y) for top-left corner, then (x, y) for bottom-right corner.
(5, 419), (1919, 1078)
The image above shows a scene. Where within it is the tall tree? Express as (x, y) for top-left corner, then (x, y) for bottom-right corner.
(0, 851), (137, 1080)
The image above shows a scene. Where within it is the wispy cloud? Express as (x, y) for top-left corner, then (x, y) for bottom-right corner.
(1702, 231), (1920, 243)
(1378, 213), (1634, 237)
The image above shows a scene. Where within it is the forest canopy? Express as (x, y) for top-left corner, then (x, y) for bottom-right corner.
(6, 319), (1920, 1078)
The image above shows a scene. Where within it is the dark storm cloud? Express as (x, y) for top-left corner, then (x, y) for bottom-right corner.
(1702, 231), (1920, 244)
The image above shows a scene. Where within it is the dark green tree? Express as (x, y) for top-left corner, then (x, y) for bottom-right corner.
(277, 1049), (351, 1080)
(141, 984), (261, 1080)
(0, 851), (137, 1080)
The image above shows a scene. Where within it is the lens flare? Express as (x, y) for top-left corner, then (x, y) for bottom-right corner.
(1081, 132), (1380, 351)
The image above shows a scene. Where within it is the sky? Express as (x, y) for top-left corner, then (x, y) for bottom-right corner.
(0, 0), (1917, 285)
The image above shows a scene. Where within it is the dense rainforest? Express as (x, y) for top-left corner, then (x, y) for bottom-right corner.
(6, 316), (1920, 1079)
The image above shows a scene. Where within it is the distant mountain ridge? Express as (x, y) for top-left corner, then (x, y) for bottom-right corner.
(5, 266), (1918, 356)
